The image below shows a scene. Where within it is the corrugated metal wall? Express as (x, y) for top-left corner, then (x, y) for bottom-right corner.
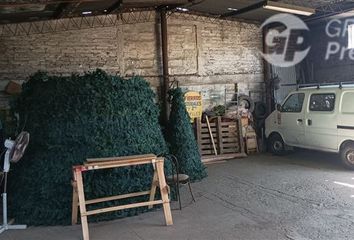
(272, 66), (297, 104)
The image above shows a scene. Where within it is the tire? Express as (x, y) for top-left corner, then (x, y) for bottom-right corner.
(268, 133), (286, 155)
(340, 143), (354, 170)
(253, 102), (267, 119)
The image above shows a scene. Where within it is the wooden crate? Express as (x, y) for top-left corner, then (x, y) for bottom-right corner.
(245, 127), (258, 154)
(194, 117), (246, 162)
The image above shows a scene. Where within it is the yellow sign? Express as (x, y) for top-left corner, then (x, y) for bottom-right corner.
(184, 91), (202, 122)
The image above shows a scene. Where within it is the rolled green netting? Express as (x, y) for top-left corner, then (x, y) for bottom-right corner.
(167, 88), (207, 181)
(9, 69), (169, 225)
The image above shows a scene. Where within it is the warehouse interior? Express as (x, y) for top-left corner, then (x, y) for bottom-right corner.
(1, 1), (354, 240)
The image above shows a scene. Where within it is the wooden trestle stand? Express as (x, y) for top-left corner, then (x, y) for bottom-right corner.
(71, 154), (173, 240)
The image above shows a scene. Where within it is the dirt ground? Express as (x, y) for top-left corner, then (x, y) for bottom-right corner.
(2, 150), (354, 240)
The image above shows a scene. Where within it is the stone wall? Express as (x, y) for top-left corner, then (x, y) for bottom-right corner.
(0, 12), (264, 109)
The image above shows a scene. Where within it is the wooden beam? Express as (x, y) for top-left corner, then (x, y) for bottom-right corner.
(85, 200), (164, 216)
(86, 154), (156, 163)
(85, 191), (151, 205)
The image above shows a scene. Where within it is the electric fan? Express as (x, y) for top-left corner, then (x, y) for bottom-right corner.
(0, 131), (30, 234)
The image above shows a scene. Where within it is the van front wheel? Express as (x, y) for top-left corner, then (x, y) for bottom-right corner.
(268, 134), (286, 156)
(340, 143), (354, 170)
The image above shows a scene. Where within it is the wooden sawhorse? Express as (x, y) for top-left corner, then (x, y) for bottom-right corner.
(71, 154), (173, 240)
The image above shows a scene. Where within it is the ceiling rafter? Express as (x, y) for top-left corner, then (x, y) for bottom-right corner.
(0, 10), (155, 37)
(1, 0), (354, 25)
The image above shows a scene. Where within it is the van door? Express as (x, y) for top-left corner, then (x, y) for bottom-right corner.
(304, 93), (337, 150)
(338, 91), (354, 148)
(279, 92), (306, 146)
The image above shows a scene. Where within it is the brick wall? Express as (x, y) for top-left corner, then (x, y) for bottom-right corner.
(0, 12), (264, 109)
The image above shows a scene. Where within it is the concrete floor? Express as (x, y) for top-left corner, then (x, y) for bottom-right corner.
(2, 150), (354, 240)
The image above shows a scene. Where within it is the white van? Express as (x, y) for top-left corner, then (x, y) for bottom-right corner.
(265, 84), (354, 169)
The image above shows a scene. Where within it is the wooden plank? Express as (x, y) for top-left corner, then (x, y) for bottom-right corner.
(201, 133), (217, 138)
(223, 148), (239, 153)
(87, 154), (156, 163)
(222, 135), (238, 139)
(75, 169), (90, 240)
(201, 142), (215, 147)
(201, 127), (217, 132)
(222, 138), (238, 143)
(202, 150), (216, 155)
(221, 126), (238, 131)
(202, 153), (247, 163)
(155, 158), (173, 226)
(221, 122), (237, 127)
(217, 117), (223, 155)
(71, 180), (79, 225)
(201, 141), (218, 146)
(221, 132), (238, 137)
(201, 130), (217, 134)
(200, 139), (217, 144)
(84, 156), (156, 166)
(201, 139), (218, 144)
(85, 200), (164, 216)
(238, 118), (245, 154)
(83, 158), (162, 170)
(222, 130), (238, 135)
(206, 115), (217, 156)
(148, 170), (158, 209)
(195, 119), (202, 154)
(201, 122), (216, 127)
(222, 148), (239, 153)
(221, 128), (236, 133)
(85, 191), (151, 205)
(200, 145), (214, 150)
(201, 148), (215, 153)
(223, 143), (237, 148)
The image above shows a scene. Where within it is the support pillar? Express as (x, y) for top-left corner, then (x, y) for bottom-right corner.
(160, 10), (170, 124)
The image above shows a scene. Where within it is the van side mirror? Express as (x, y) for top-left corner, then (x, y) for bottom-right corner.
(276, 104), (282, 112)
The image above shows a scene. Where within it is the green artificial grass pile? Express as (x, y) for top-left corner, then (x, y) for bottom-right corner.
(9, 69), (169, 225)
(167, 88), (207, 181)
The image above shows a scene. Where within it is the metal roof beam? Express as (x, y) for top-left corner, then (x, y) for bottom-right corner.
(53, 3), (71, 18)
(0, 1), (98, 7)
(106, 0), (123, 14)
(221, 0), (266, 18)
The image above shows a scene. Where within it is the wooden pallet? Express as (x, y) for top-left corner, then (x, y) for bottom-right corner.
(194, 117), (246, 162)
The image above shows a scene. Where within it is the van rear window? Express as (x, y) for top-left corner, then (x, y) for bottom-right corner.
(309, 94), (335, 112)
